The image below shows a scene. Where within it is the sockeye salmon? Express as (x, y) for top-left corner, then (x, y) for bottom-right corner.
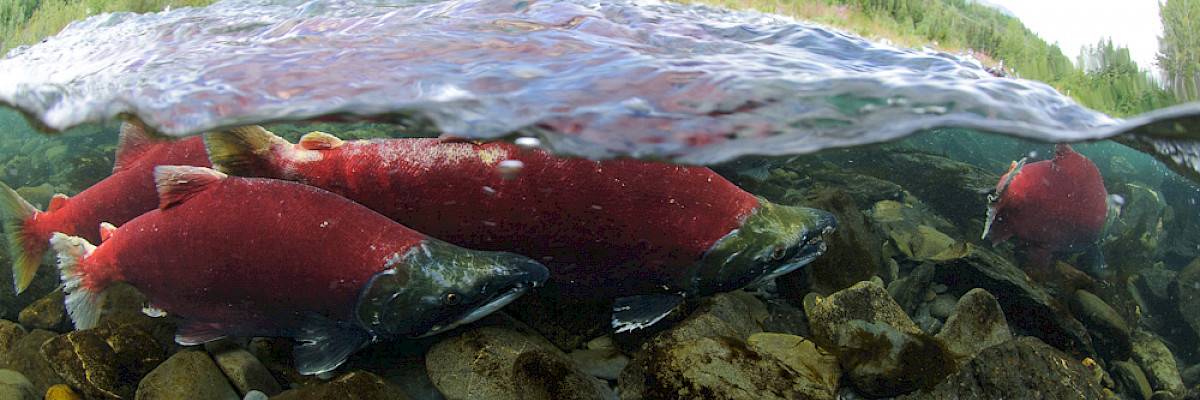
(205, 127), (836, 332)
(50, 165), (548, 374)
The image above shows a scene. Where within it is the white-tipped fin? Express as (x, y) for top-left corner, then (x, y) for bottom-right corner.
(50, 232), (106, 330)
(153, 166), (227, 209)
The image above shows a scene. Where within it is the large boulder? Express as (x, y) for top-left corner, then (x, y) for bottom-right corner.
(1070, 290), (1132, 361)
(1130, 330), (1186, 396)
(39, 321), (167, 399)
(898, 337), (1105, 399)
(934, 288), (1013, 361)
(0, 329), (63, 394)
(135, 350), (238, 400)
(272, 371), (412, 400)
(834, 320), (957, 397)
(805, 280), (923, 347)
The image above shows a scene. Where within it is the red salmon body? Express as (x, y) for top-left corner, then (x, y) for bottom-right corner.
(206, 128), (837, 332)
(211, 130), (759, 294)
(1, 123), (209, 292)
(984, 143), (1108, 266)
(50, 166), (547, 374)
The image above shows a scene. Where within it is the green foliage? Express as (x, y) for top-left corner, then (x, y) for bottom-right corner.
(0, 0), (216, 53)
(1158, 0), (1200, 102)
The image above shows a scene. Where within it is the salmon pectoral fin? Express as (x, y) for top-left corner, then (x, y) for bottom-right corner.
(293, 315), (372, 375)
(175, 319), (230, 345)
(49, 233), (105, 330)
(612, 293), (685, 334)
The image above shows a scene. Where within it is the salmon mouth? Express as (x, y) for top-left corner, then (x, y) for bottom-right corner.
(416, 280), (539, 338)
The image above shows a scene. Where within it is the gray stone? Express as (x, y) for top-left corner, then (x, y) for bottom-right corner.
(135, 350), (238, 400)
(1113, 360), (1154, 400)
(0, 369), (37, 400)
(1071, 290), (1132, 361)
(760, 299), (810, 337)
(619, 334), (833, 400)
(1131, 330), (1186, 396)
(0, 329), (64, 395)
(1138, 268), (1178, 302)
(805, 281), (923, 347)
(212, 349), (282, 396)
(928, 293), (957, 320)
(271, 371), (412, 400)
(935, 288), (1013, 361)
(887, 262), (936, 316)
(897, 337), (1104, 400)
(426, 326), (611, 400)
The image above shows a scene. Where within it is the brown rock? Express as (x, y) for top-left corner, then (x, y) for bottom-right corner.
(39, 322), (167, 399)
(934, 288), (1013, 361)
(18, 290), (66, 332)
(135, 350), (237, 400)
(805, 281), (922, 347)
(0, 329), (64, 394)
(273, 370), (411, 400)
(0, 319), (27, 354)
(212, 349), (282, 396)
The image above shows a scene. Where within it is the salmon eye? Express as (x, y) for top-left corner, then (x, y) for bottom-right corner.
(443, 293), (462, 306)
(771, 246), (788, 260)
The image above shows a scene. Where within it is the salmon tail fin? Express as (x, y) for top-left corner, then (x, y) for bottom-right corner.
(203, 126), (288, 177)
(154, 166), (228, 209)
(50, 232), (106, 330)
(0, 181), (45, 294)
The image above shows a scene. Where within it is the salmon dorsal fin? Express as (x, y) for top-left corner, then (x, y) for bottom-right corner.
(1053, 143), (1076, 160)
(114, 122), (160, 173)
(48, 194), (70, 212)
(153, 166), (228, 209)
(203, 126), (288, 177)
(299, 131), (344, 150)
(98, 222), (117, 242)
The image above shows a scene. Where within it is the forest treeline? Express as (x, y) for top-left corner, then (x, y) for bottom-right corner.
(812, 0), (1182, 117)
(1, 0), (1192, 117)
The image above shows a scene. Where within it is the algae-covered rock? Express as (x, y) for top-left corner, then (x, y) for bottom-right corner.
(1071, 290), (1132, 361)
(897, 337), (1104, 400)
(930, 243), (1097, 361)
(835, 320), (957, 397)
(0, 369), (37, 400)
(134, 350), (237, 400)
(426, 326), (611, 400)
(212, 349), (282, 397)
(886, 262), (936, 316)
(805, 281), (922, 347)
(746, 333), (840, 395)
(272, 370), (412, 400)
(0, 319), (27, 355)
(17, 290), (66, 332)
(0, 329), (64, 395)
(1113, 360), (1154, 400)
(39, 322), (166, 399)
(1131, 330), (1186, 396)
(619, 335), (832, 400)
(934, 288), (1013, 361)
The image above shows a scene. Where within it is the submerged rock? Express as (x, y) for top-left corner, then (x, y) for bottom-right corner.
(1071, 290), (1132, 361)
(426, 326), (611, 400)
(1177, 257), (1200, 349)
(272, 371), (412, 400)
(0, 320), (27, 355)
(886, 262), (936, 316)
(212, 349), (282, 397)
(17, 290), (66, 332)
(746, 333), (840, 396)
(934, 288), (1013, 361)
(1113, 360), (1155, 400)
(1131, 330), (1187, 396)
(0, 329), (63, 395)
(619, 334), (832, 400)
(785, 188), (884, 296)
(135, 350), (238, 400)
(0, 369), (37, 400)
(834, 320), (957, 397)
(567, 336), (629, 381)
(805, 281), (923, 347)
(39, 322), (166, 399)
(897, 337), (1104, 399)
(930, 243), (1097, 361)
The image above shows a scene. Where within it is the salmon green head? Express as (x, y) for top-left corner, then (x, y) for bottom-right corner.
(356, 239), (548, 339)
(694, 198), (836, 294)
